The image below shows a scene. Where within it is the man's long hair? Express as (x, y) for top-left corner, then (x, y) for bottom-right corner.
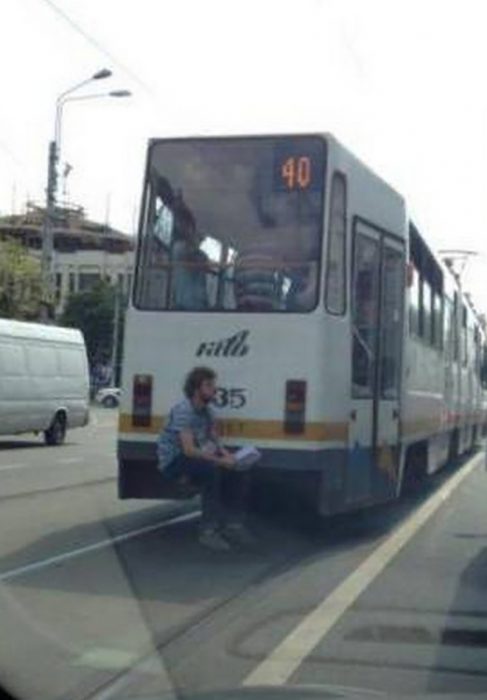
(183, 366), (216, 398)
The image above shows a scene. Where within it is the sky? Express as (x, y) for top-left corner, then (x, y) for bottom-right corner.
(1, 0), (487, 309)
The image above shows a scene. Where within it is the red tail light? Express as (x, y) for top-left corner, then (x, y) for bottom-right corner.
(132, 374), (153, 427)
(284, 380), (307, 434)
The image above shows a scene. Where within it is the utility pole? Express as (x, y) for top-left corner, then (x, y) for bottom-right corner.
(110, 283), (121, 387)
(40, 140), (58, 321)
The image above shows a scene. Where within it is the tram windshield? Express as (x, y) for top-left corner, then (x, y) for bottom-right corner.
(134, 136), (325, 312)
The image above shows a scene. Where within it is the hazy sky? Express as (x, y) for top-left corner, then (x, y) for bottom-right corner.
(1, 0), (487, 308)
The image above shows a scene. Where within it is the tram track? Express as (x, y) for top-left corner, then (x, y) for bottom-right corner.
(0, 476), (116, 502)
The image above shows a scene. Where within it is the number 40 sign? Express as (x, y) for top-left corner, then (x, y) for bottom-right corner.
(281, 156), (312, 190)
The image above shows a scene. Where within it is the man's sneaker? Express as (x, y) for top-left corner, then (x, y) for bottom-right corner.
(198, 528), (232, 552)
(222, 523), (256, 548)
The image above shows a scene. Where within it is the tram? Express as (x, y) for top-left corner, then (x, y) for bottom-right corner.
(117, 133), (487, 514)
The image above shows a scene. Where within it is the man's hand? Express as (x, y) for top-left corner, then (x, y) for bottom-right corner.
(218, 446), (234, 459)
(216, 454), (237, 469)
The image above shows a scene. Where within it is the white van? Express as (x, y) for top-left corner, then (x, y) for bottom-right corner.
(0, 319), (90, 444)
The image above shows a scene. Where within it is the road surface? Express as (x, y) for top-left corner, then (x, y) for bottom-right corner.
(0, 408), (486, 700)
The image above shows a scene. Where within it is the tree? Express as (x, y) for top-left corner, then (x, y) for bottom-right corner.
(60, 279), (125, 385)
(0, 238), (44, 320)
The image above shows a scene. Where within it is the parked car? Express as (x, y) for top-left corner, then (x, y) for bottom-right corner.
(95, 387), (121, 408)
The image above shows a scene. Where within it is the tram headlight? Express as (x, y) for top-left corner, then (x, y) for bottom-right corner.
(284, 379), (307, 434)
(132, 374), (153, 428)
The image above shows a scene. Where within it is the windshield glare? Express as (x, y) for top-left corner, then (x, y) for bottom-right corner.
(134, 137), (325, 312)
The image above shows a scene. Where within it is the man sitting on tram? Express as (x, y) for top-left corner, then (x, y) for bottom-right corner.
(157, 366), (254, 551)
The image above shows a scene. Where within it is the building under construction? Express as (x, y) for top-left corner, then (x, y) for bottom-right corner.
(0, 202), (135, 314)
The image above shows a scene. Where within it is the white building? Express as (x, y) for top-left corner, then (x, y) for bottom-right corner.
(0, 203), (135, 315)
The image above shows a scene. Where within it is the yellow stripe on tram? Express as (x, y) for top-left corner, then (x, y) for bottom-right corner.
(119, 414), (460, 444)
(118, 414), (349, 442)
(401, 418), (443, 438)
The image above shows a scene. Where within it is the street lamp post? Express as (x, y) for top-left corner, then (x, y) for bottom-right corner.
(54, 90), (132, 154)
(41, 69), (131, 320)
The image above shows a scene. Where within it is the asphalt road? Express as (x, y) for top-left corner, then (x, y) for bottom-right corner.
(0, 410), (486, 700)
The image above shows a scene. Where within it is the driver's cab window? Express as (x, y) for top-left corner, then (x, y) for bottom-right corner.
(140, 175), (218, 311)
(138, 179), (174, 309)
(134, 137), (324, 312)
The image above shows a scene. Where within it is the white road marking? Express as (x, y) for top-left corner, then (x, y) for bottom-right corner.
(0, 455), (112, 471)
(0, 510), (200, 583)
(243, 454), (482, 687)
(0, 463), (27, 472)
(89, 653), (177, 700)
(73, 647), (139, 670)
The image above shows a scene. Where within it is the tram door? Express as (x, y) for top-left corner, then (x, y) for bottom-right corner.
(348, 221), (404, 504)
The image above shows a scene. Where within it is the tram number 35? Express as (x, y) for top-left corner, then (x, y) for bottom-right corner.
(213, 387), (247, 409)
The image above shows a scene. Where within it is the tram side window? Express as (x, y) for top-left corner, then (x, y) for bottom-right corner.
(409, 224), (444, 349)
(453, 293), (460, 362)
(432, 292), (443, 350)
(467, 326), (474, 370)
(474, 328), (482, 378)
(408, 265), (421, 336)
(478, 333), (482, 377)
(380, 245), (403, 398)
(444, 297), (453, 360)
(481, 344), (487, 388)
(325, 172), (347, 315)
(462, 305), (468, 366)
(422, 281), (433, 346)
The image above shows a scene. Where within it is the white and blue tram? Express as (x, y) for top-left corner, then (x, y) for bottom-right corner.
(117, 133), (487, 514)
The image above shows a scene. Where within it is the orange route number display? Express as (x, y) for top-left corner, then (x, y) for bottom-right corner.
(280, 156), (312, 190)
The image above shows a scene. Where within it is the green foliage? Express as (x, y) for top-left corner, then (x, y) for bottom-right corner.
(0, 238), (44, 320)
(60, 279), (115, 366)
(60, 279), (125, 380)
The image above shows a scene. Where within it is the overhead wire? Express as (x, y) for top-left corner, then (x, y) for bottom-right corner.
(0, 140), (24, 169)
(38, 0), (155, 96)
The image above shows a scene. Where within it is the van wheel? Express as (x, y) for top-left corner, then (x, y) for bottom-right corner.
(102, 395), (118, 408)
(44, 414), (66, 446)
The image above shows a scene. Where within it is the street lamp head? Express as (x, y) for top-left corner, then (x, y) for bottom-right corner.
(93, 68), (112, 80)
(109, 90), (132, 98)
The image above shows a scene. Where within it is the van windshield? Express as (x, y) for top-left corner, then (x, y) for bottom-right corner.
(134, 136), (326, 312)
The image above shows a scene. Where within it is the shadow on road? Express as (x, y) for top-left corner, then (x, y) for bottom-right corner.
(0, 450), (480, 655)
(0, 438), (84, 451)
(0, 450), (477, 585)
(0, 439), (44, 450)
(427, 545), (487, 694)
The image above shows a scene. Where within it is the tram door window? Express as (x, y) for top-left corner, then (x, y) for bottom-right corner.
(349, 223), (405, 505)
(352, 233), (380, 398)
(348, 227), (381, 504)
